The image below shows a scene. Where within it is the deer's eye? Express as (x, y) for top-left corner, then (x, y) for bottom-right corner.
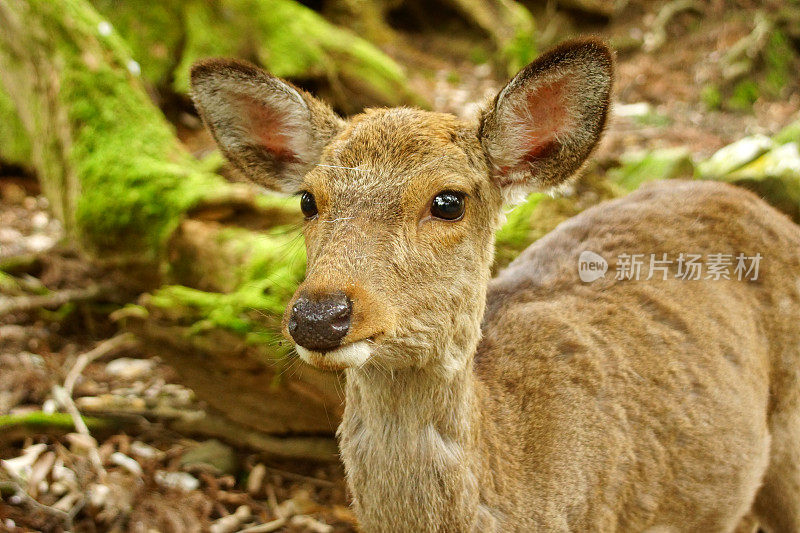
(300, 191), (318, 219)
(430, 191), (466, 221)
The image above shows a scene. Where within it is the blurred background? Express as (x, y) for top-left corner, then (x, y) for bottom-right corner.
(1, 0), (799, 531)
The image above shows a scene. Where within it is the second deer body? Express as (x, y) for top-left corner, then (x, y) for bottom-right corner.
(192, 40), (800, 532)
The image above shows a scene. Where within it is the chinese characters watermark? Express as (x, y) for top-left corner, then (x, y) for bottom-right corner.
(578, 251), (762, 282)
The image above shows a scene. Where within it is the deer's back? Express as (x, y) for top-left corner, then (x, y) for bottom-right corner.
(474, 180), (800, 530)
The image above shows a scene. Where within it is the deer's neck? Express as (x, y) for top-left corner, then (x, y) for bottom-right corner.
(339, 327), (499, 532)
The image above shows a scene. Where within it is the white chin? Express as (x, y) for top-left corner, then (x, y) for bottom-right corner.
(295, 341), (372, 368)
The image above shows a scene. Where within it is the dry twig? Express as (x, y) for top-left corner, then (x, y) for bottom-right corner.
(0, 477), (78, 529)
(51, 335), (137, 481)
(63, 333), (137, 395)
(236, 516), (288, 533)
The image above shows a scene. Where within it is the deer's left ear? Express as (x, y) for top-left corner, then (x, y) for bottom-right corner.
(478, 39), (613, 194)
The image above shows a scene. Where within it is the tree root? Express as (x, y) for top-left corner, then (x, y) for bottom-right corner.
(721, 11), (773, 81)
(0, 284), (111, 317)
(75, 399), (339, 462)
(642, 0), (701, 52)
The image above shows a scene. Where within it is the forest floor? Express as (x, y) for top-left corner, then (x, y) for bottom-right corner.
(1, 1), (799, 531)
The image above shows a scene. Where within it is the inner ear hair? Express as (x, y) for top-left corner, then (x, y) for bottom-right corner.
(479, 38), (614, 193)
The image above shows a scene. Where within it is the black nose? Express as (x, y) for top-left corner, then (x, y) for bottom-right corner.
(288, 292), (352, 352)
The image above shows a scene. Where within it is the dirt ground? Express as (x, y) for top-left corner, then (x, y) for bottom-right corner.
(1, 1), (798, 531)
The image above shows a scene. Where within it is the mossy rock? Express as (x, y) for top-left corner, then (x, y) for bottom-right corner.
(697, 135), (774, 178)
(719, 142), (800, 222)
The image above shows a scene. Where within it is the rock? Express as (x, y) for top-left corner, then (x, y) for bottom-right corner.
(31, 211), (49, 229)
(718, 142), (800, 222)
(247, 463), (267, 495)
(105, 357), (155, 380)
(0, 227), (23, 244)
(0, 182), (26, 204)
(66, 432), (98, 455)
(209, 505), (251, 533)
(130, 441), (164, 460)
(178, 439), (237, 475)
(88, 483), (111, 508)
(614, 102), (653, 119)
(698, 134), (774, 178)
(729, 142), (800, 180)
(0, 443), (48, 480)
(110, 452), (143, 476)
(25, 234), (55, 253)
(154, 470), (200, 492)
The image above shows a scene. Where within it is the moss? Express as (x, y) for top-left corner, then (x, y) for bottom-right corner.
(91, 0), (421, 108)
(607, 148), (694, 191)
(469, 46), (490, 65)
(148, 284), (288, 349)
(499, 1), (538, 74)
(493, 172), (623, 271)
(494, 193), (544, 266)
(701, 84), (722, 111)
(6, 0), (232, 259)
(632, 110), (671, 128)
(65, 66), (225, 256)
(728, 80), (760, 111)
(0, 85), (31, 167)
(0, 411), (111, 432)
(764, 30), (793, 97)
(89, 1), (184, 87)
(150, 222), (305, 343)
(774, 118), (800, 145)
(0, 271), (21, 293)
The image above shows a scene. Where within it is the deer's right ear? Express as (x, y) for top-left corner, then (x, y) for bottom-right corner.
(190, 59), (343, 193)
(478, 39), (613, 197)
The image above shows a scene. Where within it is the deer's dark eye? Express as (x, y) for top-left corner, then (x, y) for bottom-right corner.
(430, 191), (466, 221)
(300, 191), (318, 219)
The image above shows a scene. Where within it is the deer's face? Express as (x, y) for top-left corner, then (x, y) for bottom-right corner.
(190, 39), (613, 370)
(286, 110), (502, 370)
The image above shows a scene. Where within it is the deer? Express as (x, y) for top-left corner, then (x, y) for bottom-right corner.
(190, 39), (800, 532)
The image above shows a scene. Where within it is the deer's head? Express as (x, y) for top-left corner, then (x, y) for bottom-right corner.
(191, 39), (613, 372)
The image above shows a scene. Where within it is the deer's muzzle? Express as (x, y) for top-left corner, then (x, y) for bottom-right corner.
(287, 291), (352, 352)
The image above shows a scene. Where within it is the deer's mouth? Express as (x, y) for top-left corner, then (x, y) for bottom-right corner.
(295, 340), (372, 370)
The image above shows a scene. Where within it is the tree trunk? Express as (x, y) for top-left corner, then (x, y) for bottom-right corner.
(0, 0), (342, 455)
(88, 0), (424, 114)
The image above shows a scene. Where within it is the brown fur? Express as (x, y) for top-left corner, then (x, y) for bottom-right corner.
(191, 40), (800, 532)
